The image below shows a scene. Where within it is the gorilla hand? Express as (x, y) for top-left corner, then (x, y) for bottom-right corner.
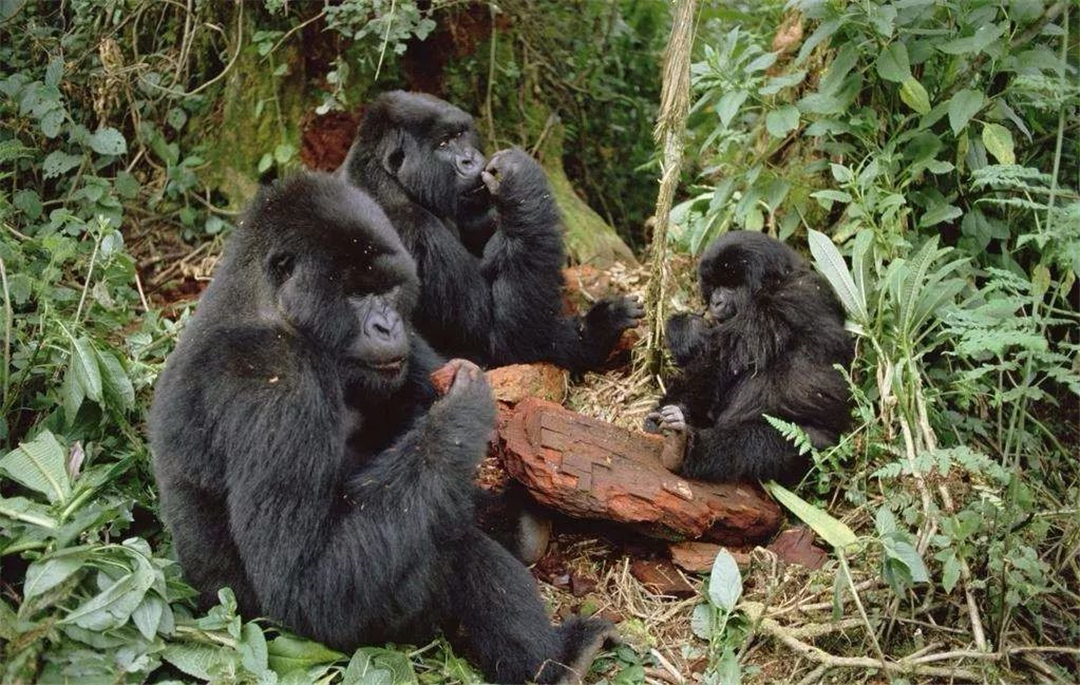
(437, 358), (496, 428)
(658, 404), (686, 432)
(481, 148), (550, 210)
(666, 313), (708, 367)
(644, 404), (686, 434)
(584, 296), (644, 340)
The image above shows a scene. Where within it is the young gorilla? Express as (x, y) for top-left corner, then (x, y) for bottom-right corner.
(149, 173), (613, 684)
(644, 231), (854, 485)
(339, 91), (643, 373)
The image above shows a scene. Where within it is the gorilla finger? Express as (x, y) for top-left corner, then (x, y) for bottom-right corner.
(643, 412), (663, 434)
(480, 170), (500, 195)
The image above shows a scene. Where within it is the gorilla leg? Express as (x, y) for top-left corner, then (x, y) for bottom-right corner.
(475, 484), (552, 564)
(449, 529), (613, 684)
(681, 419), (811, 485)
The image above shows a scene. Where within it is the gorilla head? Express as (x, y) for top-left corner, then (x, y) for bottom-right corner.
(207, 173), (421, 398)
(697, 230), (805, 323)
(352, 91), (486, 219)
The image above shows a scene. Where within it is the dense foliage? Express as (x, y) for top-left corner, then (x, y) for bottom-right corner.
(0, 1), (1076, 684)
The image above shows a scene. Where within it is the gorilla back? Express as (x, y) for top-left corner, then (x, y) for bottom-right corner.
(149, 172), (612, 683)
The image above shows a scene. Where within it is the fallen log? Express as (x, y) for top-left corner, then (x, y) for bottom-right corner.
(499, 398), (781, 545)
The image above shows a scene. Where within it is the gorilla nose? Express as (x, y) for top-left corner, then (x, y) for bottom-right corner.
(457, 149), (484, 175)
(364, 307), (402, 342)
(359, 304), (408, 368)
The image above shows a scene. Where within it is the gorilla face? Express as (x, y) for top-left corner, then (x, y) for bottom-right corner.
(698, 230), (803, 322)
(241, 174), (421, 394)
(706, 285), (743, 322)
(361, 91), (487, 218)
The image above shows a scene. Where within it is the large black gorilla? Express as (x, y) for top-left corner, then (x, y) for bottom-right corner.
(149, 172), (613, 684)
(644, 231), (854, 485)
(339, 91), (642, 373)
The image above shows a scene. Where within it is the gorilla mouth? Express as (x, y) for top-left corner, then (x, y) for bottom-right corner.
(363, 358), (406, 374)
(462, 178), (488, 197)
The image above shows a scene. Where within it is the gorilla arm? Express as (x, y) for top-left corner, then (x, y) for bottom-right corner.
(481, 149), (642, 372)
(213, 335), (494, 645)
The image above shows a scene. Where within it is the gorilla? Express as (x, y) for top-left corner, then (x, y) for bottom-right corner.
(149, 172), (613, 684)
(644, 231), (854, 485)
(339, 91), (643, 373)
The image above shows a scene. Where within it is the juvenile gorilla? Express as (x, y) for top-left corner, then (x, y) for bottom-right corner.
(644, 231), (854, 485)
(339, 91), (642, 373)
(149, 173), (612, 684)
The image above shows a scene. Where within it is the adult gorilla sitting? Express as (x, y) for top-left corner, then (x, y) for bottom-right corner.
(339, 91), (642, 373)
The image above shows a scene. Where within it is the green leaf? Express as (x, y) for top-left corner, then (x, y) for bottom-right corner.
(0, 495), (58, 529)
(268, 635), (344, 675)
(45, 57), (64, 88)
(717, 647), (741, 685)
(240, 621), (270, 674)
(62, 564), (156, 630)
(765, 481), (858, 552)
(947, 89), (984, 135)
(938, 23), (1005, 55)
(982, 123), (1015, 165)
(0, 430), (71, 504)
(342, 647), (417, 685)
(132, 594), (165, 640)
(941, 552), (961, 593)
(0, 139), (34, 163)
(13, 189), (42, 219)
(707, 548), (742, 612)
(874, 43), (910, 83)
(807, 229), (867, 323)
(274, 142), (297, 164)
(62, 361), (85, 426)
(886, 540), (929, 583)
(829, 163), (853, 184)
(689, 603), (713, 639)
(810, 189), (852, 205)
(851, 229), (874, 315)
(42, 150), (83, 178)
(96, 349), (135, 410)
(919, 203), (962, 228)
(71, 336), (103, 403)
(716, 90), (749, 128)
(41, 108), (64, 138)
(24, 548), (91, 599)
(899, 77), (931, 115)
(764, 105), (799, 138)
(164, 643), (240, 680)
(89, 127), (127, 156)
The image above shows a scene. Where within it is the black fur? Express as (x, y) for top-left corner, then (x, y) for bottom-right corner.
(644, 231), (854, 485)
(339, 91), (642, 373)
(149, 172), (612, 684)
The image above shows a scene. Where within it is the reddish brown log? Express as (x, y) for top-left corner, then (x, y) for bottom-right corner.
(499, 398), (782, 545)
(429, 362), (567, 404)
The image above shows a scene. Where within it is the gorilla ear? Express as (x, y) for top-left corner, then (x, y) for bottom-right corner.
(379, 131), (406, 177)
